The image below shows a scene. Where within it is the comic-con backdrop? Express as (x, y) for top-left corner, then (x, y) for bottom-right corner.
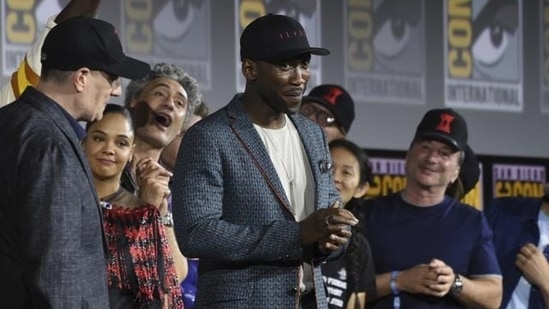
(1, 0), (549, 176)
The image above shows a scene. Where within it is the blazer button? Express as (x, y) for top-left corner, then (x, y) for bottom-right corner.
(290, 287), (298, 294)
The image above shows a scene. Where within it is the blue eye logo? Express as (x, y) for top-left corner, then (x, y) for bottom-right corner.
(471, 1), (519, 80)
(345, 0), (426, 105)
(444, 0), (522, 112)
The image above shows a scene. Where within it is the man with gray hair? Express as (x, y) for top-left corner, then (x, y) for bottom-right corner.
(0, 16), (149, 307)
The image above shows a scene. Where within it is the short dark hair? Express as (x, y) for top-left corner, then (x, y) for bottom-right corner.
(85, 104), (134, 132)
(40, 68), (73, 83)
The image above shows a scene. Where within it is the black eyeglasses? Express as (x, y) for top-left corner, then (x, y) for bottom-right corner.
(300, 103), (337, 128)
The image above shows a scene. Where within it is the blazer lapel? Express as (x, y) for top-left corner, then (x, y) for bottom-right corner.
(290, 113), (331, 210)
(27, 97), (101, 208)
(226, 96), (293, 214)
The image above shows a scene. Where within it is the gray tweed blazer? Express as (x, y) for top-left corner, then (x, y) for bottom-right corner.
(0, 87), (109, 308)
(173, 93), (341, 309)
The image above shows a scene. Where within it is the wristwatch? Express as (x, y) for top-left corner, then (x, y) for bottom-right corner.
(450, 273), (463, 296)
(161, 212), (174, 227)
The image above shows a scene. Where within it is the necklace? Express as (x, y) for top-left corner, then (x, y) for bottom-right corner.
(256, 116), (299, 208)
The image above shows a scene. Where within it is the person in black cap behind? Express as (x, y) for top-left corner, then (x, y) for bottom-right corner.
(0, 16), (149, 308)
(357, 108), (503, 308)
(446, 145), (481, 201)
(172, 13), (358, 309)
(301, 84), (355, 142)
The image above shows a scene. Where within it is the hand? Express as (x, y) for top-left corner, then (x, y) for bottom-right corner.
(299, 200), (358, 246)
(393, 264), (431, 295)
(136, 157), (173, 211)
(516, 243), (549, 289)
(396, 260), (454, 297)
(427, 259), (455, 297)
(317, 227), (353, 253)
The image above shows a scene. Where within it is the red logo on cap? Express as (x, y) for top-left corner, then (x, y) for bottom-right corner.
(436, 113), (455, 133)
(323, 87), (343, 105)
(278, 30), (304, 39)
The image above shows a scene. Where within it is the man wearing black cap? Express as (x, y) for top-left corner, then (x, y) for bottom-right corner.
(172, 13), (358, 309)
(0, 17), (149, 308)
(357, 108), (502, 308)
(300, 84), (355, 142)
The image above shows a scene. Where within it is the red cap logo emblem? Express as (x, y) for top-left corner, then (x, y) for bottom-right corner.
(323, 87), (343, 105)
(436, 113), (455, 133)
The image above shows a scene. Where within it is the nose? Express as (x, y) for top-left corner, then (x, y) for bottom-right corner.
(332, 168), (341, 183)
(111, 78), (122, 97)
(290, 66), (307, 85)
(102, 141), (116, 155)
(162, 95), (177, 110)
(425, 148), (441, 162)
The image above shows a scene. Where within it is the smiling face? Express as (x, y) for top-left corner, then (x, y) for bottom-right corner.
(130, 77), (188, 149)
(405, 139), (461, 191)
(331, 146), (369, 205)
(252, 55), (311, 114)
(84, 112), (135, 182)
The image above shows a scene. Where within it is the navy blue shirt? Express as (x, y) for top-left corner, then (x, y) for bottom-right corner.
(361, 193), (501, 308)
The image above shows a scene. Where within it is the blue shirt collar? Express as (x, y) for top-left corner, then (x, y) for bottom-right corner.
(58, 105), (87, 140)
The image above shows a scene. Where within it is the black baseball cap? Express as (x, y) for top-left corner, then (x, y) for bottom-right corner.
(41, 17), (150, 79)
(302, 84), (355, 134)
(413, 108), (468, 152)
(240, 13), (330, 63)
(460, 145), (480, 194)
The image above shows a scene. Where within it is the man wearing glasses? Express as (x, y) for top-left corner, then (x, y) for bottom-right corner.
(300, 84), (355, 142)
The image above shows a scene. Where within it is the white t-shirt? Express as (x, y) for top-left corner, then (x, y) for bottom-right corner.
(254, 114), (316, 292)
(254, 114), (315, 220)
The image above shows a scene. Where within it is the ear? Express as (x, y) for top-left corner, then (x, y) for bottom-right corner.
(128, 145), (136, 163)
(241, 59), (257, 80)
(353, 182), (370, 199)
(74, 68), (90, 93)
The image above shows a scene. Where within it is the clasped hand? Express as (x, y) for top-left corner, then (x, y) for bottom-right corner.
(396, 259), (455, 297)
(135, 157), (173, 215)
(299, 201), (359, 253)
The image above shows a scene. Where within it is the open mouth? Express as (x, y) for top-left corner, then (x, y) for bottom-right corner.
(153, 113), (172, 128)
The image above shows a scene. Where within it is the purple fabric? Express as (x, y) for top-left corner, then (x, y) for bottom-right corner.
(181, 259), (199, 309)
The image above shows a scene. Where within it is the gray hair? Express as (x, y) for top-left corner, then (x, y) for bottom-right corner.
(124, 63), (202, 125)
